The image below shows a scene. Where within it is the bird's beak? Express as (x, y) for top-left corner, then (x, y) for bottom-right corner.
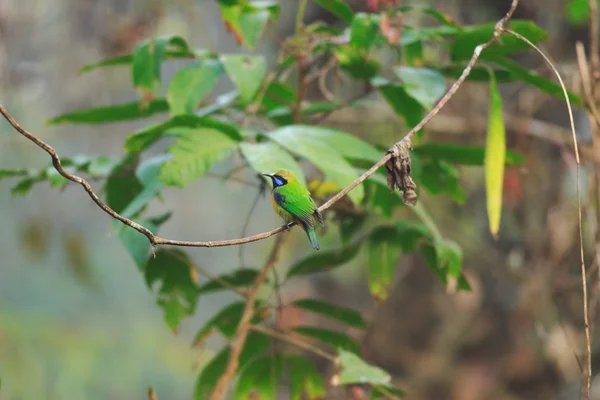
(262, 173), (273, 178)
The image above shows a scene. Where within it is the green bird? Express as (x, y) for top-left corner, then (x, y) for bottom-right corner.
(263, 169), (324, 250)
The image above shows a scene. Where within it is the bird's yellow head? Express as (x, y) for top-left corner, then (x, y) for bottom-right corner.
(262, 169), (297, 188)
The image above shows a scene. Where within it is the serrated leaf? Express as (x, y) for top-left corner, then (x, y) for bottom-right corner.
(286, 243), (362, 278)
(485, 71), (505, 237)
(413, 144), (524, 166)
(240, 141), (306, 186)
(337, 349), (391, 385)
(367, 227), (403, 302)
(144, 249), (199, 331)
(269, 127), (365, 204)
(293, 326), (360, 354)
(47, 99), (169, 125)
(194, 332), (270, 399)
(168, 60), (222, 115)
(234, 355), (282, 400)
(286, 356), (326, 400)
(395, 67), (446, 110)
(159, 127), (238, 187)
(197, 268), (260, 295)
(292, 298), (366, 329)
(313, 0), (353, 23)
(221, 54), (266, 105)
(375, 80), (423, 128)
(451, 20), (548, 61)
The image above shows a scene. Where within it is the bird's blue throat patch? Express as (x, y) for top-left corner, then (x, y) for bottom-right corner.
(272, 175), (287, 187)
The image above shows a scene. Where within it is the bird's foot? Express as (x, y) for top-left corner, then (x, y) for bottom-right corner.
(282, 222), (293, 231)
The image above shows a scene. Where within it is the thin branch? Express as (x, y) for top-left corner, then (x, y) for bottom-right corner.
(210, 234), (286, 400)
(0, 0), (519, 252)
(250, 324), (336, 362)
(589, 0), (599, 80)
(505, 29), (588, 400)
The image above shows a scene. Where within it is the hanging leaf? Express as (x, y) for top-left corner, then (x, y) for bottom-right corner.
(221, 54), (266, 105)
(313, 0), (353, 23)
(367, 227), (403, 302)
(350, 13), (380, 51)
(104, 155), (144, 214)
(167, 60), (222, 115)
(233, 355), (282, 400)
(47, 99), (169, 125)
(395, 67), (446, 110)
(144, 249), (200, 331)
(336, 349), (391, 385)
(421, 243), (471, 290)
(197, 268), (260, 295)
(292, 298), (366, 329)
(159, 127), (238, 187)
(286, 356), (326, 400)
(240, 141), (306, 186)
(419, 159), (466, 204)
(293, 326), (360, 354)
(286, 243), (362, 278)
(485, 70), (506, 237)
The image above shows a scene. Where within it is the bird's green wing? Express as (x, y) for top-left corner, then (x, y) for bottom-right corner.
(274, 184), (318, 227)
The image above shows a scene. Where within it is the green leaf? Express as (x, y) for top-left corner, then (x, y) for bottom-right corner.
(159, 127), (238, 187)
(287, 356), (326, 400)
(234, 355), (281, 400)
(350, 13), (379, 51)
(240, 141), (307, 186)
(367, 227), (403, 302)
(451, 20), (548, 61)
(197, 268), (260, 295)
(144, 249), (199, 331)
(421, 243), (470, 290)
(286, 243), (362, 278)
(219, 1), (279, 50)
(125, 115), (242, 153)
(438, 65), (514, 82)
(292, 298), (366, 329)
(0, 169), (28, 179)
(567, 0), (591, 25)
(397, 5), (461, 28)
(268, 127), (365, 204)
(395, 67), (446, 110)
(419, 159), (466, 204)
(119, 214), (169, 269)
(262, 81), (297, 110)
(168, 60), (222, 115)
(221, 54), (266, 105)
(104, 156), (144, 214)
(371, 384), (406, 398)
(335, 46), (381, 80)
(313, 0), (353, 23)
(337, 348), (391, 385)
(47, 99), (169, 125)
(194, 301), (265, 344)
(194, 332), (270, 400)
(120, 155), (170, 219)
(339, 213), (368, 244)
(413, 144), (525, 166)
(485, 71), (505, 237)
(293, 326), (360, 354)
(132, 36), (191, 92)
(11, 177), (42, 196)
(375, 80), (423, 128)
(492, 57), (584, 107)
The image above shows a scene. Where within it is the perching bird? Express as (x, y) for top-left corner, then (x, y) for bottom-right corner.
(263, 169), (324, 250)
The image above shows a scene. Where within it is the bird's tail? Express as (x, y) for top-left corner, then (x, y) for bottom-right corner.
(304, 226), (320, 251)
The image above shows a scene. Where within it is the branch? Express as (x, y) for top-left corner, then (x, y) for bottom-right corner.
(209, 234), (286, 400)
(0, 0), (519, 252)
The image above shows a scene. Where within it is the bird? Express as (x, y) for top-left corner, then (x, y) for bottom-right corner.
(262, 169), (324, 250)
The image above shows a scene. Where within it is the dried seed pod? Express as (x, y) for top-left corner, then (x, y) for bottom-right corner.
(385, 138), (417, 206)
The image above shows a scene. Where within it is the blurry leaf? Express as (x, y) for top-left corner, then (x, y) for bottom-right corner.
(364, 173), (406, 217)
(104, 156), (144, 214)
(435, 238), (463, 279)
(567, 0), (591, 25)
(419, 159), (465, 204)
(451, 20), (548, 61)
(262, 81), (297, 110)
(219, 1), (279, 49)
(286, 356), (326, 400)
(63, 229), (94, 286)
(132, 36), (191, 92)
(292, 298), (366, 329)
(375, 80), (423, 128)
(286, 243), (362, 278)
(438, 65), (513, 82)
(240, 141), (306, 186)
(221, 54), (266, 105)
(403, 40), (423, 65)
(194, 301), (265, 344)
(485, 71), (505, 237)
(266, 101), (341, 125)
(367, 227), (403, 302)
(86, 156), (121, 176)
(119, 218), (160, 269)
(144, 249), (199, 331)
(371, 384), (406, 398)
(421, 243), (471, 290)
(337, 349), (391, 385)
(0, 169), (27, 179)
(394, 220), (431, 251)
(194, 332), (270, 399)
(350, 13), (380, 51)
(197, 268), (260, 295)
(46, 167), (70, 188)
(160, 127), (238, 187)
(339, 213), (367, 244)
(335, 46), (381, 80)
(395, 67), (446, 110)
(413, 144), (524, 166)
(11, 177), (42, 196)
(125, 115), (242, 153)
(168, 60), (222, 115)
(397, 5), (460, 27)
(293, 326), (360, 354)
(120, 155), (170, 219)
(313, 0), (353, 22)
(79, 54), (134, 74)
(493, 58), (584, 107)
(269, 127), (366, 204)
(234, 355), (282, 400)
(47, 99), (169, 125)
(400, 25), (459, 45)
(196, 90), (239, 117)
